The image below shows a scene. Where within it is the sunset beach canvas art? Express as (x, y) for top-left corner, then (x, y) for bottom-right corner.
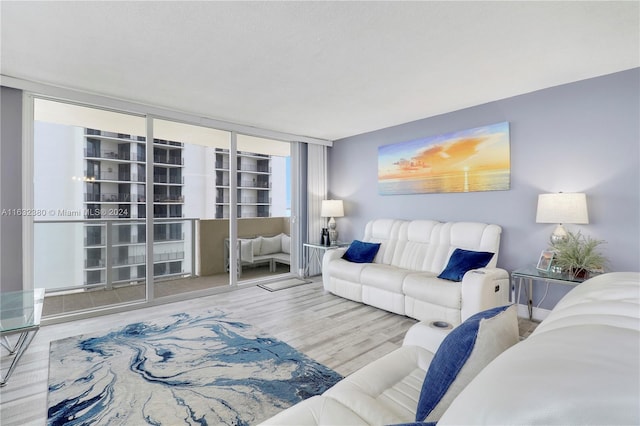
(378, 122), (510, 195)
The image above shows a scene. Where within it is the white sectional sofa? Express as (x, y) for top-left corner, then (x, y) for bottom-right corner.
(323, 219), (510, 325)
(261, 272), (640, 425)
(225, 233), (291, 276)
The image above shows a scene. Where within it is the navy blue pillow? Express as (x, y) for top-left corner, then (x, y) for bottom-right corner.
(342, 240), (381, 263)
(437, 248), (494, 282)
(415, 305), (516, 422)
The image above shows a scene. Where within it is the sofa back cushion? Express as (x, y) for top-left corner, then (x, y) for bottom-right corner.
(448, 222), (501, 269)
(437, 273), (640, 426)
(362, 219), (403, 264)
(362, 219), (502, 272)
(388, 221), (502, 273)
(391, 220), (442, 270)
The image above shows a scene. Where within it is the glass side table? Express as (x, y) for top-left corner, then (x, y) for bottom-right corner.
(303, 242), (350, 277)
(511, 266), (593, 320)
(1, 288), (45, 386)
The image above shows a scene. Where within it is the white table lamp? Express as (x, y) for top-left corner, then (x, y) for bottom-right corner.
(536, 193), (589, 243)
(321, 200), (344, 245)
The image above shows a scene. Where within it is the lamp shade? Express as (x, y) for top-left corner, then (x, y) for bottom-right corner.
(321, 200), (344, 218)
(536, 193), (589, 224)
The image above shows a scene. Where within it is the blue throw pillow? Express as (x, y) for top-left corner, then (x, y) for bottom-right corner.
(437, 248), (494, 282)
(415, 304), (518, 422)
(342, 240), (381, 263)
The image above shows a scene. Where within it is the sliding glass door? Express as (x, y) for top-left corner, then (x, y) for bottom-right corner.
(151, 118), (231, 297)
(234, 135), (293, 283)
(32, 98), (148, 315)
(31, 97), (299, 318)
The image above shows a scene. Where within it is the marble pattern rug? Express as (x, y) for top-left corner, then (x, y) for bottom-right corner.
(47, 311), (342, 426)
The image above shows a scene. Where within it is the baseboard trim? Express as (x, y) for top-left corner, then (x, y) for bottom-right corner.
(515, 303), (551, 322)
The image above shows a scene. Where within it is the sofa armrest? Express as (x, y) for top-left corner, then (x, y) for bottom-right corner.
(322, 248), (348, 291)
(460, 267), (510, 322)
(402, 321), (450, 353)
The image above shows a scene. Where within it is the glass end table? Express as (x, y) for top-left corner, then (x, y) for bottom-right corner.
(303, 242), (350, 277)
(1, 288), (45, 386)
(511, 266), (593, 320)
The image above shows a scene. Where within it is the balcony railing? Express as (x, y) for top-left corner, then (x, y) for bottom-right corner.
(84, 171), (145, 183)
(153, 175), (184, 184)
(85, 193), (145, 202)
(84, 149), (145, 162)
(153, 194), (184, 203)
(153, 139), (184, 147)
(33, 218), (197, 292)
(112, 252), (184, 267)
(153, 155), (184, 165)
(239, 180), (271, 188)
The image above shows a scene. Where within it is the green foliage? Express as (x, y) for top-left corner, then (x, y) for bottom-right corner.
(550, 231), (608, 274)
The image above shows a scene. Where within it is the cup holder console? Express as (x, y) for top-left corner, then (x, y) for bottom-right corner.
(429, 320), (453, 330)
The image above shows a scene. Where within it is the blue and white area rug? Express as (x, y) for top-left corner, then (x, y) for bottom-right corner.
(47, 311), (342, 425)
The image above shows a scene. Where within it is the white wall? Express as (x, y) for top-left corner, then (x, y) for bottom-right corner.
(328, 69), (640, 309)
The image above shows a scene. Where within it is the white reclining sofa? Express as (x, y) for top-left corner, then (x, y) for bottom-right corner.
(261, 272), (640, 425)
(323, 219), (510, 325)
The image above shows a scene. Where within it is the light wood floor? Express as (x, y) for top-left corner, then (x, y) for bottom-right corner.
(1, 279), (537, 426)
(0, 278), (418, 426)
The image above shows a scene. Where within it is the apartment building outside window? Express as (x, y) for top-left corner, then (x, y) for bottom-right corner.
(31, 98), (294, 317)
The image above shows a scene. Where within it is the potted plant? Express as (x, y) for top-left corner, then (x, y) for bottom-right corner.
(549, 231), (608, 278)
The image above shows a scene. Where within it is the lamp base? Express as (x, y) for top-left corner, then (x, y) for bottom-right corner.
(328, 217), (338, 246)
(550, 224), (568, 244)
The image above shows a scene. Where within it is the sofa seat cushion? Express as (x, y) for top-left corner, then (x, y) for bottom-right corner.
(323, 346), (434, 425)
(259, 395), (369, 425)
(360, 264), (412, 293)
(403, 273), (462, 309)
(270, 252), (290, 265)
(326, 258), (368, 283)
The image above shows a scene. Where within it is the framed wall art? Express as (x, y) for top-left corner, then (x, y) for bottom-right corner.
(378, 122), (510, 195)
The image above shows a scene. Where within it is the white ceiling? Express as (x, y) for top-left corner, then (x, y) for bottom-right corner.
(1, 1), (638, 141)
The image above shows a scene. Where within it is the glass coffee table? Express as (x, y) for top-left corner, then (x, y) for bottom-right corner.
(1, 288), (45, 386)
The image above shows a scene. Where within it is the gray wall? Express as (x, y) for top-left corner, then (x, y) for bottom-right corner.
(328, 69), (640, 308)
(0, 86), (23, 292)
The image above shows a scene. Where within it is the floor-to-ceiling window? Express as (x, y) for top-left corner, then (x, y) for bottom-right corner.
(32, 98), (148, 315)
(234, 134), (293, 283)
(151, 118), (233, 297)
(30, 97), (299, 318)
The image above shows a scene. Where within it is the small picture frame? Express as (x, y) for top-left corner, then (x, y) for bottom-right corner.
(536, 250), (555, 272)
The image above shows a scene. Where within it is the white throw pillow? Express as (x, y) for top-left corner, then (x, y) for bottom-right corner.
(260, 235), (282, 255)
(239, 239), (254, 263)
(281, 234), (291, 254)
(252, 237), (262, 256)
(415, 304), (518, 422)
